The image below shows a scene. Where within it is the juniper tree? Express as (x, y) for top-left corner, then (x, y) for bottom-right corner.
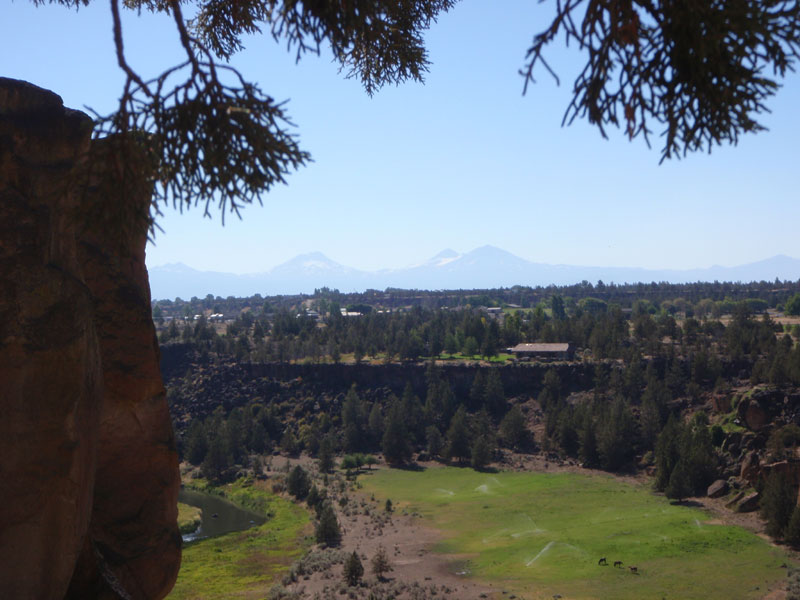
(371, 545), (393, 580)
(315, 502), (342, 547)
(343, 550), (364, 586)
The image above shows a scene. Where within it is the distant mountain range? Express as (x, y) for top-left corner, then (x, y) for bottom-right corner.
(147, 246), (800, 300)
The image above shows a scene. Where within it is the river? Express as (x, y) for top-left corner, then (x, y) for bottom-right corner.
(178, 488), (266, 543)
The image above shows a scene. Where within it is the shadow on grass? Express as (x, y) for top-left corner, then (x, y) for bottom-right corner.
(669, 499), (704, 508)
(394, 462), (426, 472)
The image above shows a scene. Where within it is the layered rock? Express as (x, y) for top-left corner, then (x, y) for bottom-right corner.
(0, 78), (179, 599)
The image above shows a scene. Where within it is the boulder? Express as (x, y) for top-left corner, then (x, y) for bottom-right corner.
(707, 479), (729, 498)
(740, 450), (761, 485)
(735, 492), (761, 513)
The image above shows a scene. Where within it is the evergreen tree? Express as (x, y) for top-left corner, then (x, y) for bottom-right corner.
(343, 551), (364, 586)
(342, 384), (365, 452)
(579, 411), (599, 468)
(425, 425), (444, 458)
(287, 465), (311, 500)
(471, 436), (492, 470)
(446, 407), (471, 464)
(367, 402), (384, 448)
(382, 400), (411, 465)
(597, 397), (637, 471)
(665, 460), (692, 502)
(317, 435), (335, 474)
(202, 433), (231, 484)
(280, 428), (300, 456)
(469, 370), (486, 410)
(401, 382), (424, 443)
(371, 545), (393, 580)
(484, 369), (505, 416)
(761, 469), (797, 539)
(306, 485), (321, 509)
(184, 420), (209, 465)
(315, 503), (342, 546)
(499, 406), (527, 450)
(784, 505), (800, 545)
(654, 415), (683, 492)
(640, 378), (669, 451)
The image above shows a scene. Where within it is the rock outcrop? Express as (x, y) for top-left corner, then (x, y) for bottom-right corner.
(0, 78), (180, 599)
(707, 479), (729, 499)
(0, 77), (102, 600)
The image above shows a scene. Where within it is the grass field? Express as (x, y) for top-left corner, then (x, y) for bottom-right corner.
(360, 467), (791, 600)
(168, 478), (312, 600)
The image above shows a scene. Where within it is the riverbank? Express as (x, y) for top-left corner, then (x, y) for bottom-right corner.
(177, 503), (202, 535)
(167, 476), (312, 599)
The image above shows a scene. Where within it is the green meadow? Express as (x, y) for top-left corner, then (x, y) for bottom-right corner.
(361, 467), (791, 600)
(168, 479), (311, 600)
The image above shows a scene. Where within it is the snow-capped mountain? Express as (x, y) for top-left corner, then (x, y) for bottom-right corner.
(147, 250), (800, 300)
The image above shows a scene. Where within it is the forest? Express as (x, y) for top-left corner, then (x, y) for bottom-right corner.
(159, 280), (800, 546)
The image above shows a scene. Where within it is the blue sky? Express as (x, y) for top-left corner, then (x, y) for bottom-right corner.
(4, 1), (800, 275)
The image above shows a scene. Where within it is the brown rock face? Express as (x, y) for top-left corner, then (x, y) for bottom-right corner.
(0, 78), (101, 599)
(0, 78), (180, 599)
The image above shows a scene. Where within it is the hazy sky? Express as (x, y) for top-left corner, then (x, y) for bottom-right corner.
(4, 1), (800, 274)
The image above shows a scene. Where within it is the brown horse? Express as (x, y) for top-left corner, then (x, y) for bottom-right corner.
(629, 566), (638, 574)
(614, 560), (623, 568)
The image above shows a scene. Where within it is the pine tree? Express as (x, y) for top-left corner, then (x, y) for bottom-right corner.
(343, 550), (364, 586)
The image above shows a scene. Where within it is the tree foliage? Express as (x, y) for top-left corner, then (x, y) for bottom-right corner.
(315, 502), (342, 546)
(343, 550), (364, 586)
(371, 545), (393, 580)
(761, 468), (797, 539)
(524, 0), (800, 161)
(37, 0), (456, 225)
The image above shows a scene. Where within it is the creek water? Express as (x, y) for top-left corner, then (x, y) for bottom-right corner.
(178, 488), (266, 543)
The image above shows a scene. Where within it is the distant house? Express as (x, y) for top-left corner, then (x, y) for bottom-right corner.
(507, 342), (575, 361)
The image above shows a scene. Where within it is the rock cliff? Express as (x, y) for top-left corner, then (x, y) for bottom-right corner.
(0, 78), (179, 599)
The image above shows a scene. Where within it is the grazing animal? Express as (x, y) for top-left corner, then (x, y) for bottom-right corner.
(629, 566), (638, 574)
(614, 560), (623, 568)
(598, 557), (607, 565)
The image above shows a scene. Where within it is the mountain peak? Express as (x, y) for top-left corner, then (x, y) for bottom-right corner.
(431, 248), (460, 260)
